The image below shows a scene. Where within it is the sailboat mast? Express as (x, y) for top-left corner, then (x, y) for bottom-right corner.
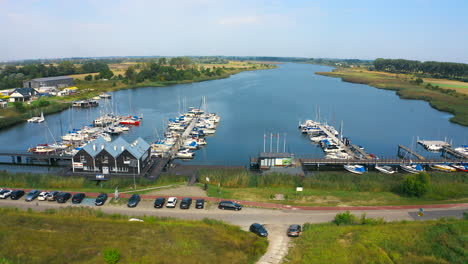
(283, 133), (286, 152)
(263, 133), (266, 152)
(270, 133), (273, 153)
(276, 133), (280, 153)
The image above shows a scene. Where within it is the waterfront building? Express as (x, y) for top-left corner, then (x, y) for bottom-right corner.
(8, 87), (39, 102)
(72, 137), (151, 175)
(23, 76), (74, 89)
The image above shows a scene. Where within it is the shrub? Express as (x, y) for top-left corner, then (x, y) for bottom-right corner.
(103, 248), (120, 264)
(401, 172), (431, 197)
(333, 211), (357, 225)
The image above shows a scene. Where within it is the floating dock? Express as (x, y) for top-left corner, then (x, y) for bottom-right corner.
(316, 123), (356, 158)
(398, 145), (426, 160)
(351, 144), (372, 159)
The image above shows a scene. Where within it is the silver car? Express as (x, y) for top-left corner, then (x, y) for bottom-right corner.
(25, 189), (40, 202)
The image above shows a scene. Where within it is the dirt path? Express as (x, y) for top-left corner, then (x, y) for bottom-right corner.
(255, 224), (291, 264)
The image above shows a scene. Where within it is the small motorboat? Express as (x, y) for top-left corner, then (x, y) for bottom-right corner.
(344, 164), (366, 174)
(450, 163), (468, 172)
(400, 164), (425, 174)
(375, 165), (396, 174)
(175, 149), (194, 159)
(27, 112), (45, 123)
(99, 93), (111, 99)
(430, 163), (456, 172)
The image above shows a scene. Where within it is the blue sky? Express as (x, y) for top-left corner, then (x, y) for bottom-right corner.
(1, 0), (467, 62)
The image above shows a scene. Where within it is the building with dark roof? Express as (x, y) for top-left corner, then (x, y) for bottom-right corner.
(72, 137), (151, 175)
(23, 76), (74, 89)
(8, 87), (39, 102)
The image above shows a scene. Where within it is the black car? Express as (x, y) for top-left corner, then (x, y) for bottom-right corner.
(180, 197), (192, 209)
(95, 193), (108, 206)
(154, 197), (166, 208)
(218, 200), (242, 211)
(47, 191), (60, 201)
(10, 190), (25, 200)
(25, 189), (40, 202)
(56, 192), (71, 203)
(195, 199), (205, 209)
(250, 223), (268, 237)
(127, 194), (141, 208)
(72, 193), (86, 204)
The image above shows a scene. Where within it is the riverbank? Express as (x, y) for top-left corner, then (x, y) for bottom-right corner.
(0, 63), (275, 130)
(316, 68), (468, 126)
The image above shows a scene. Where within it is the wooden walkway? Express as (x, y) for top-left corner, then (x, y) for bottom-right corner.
(317, 124), (356, 158)
(351, 144), (372, 159)
(397, 145), (425, 160)
(442, 146), (468, 159)
(299, 158), (465, 166)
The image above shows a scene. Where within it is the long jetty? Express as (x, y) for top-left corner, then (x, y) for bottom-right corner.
(442, 146), (468, 159)
(299, 158), (465, 166)
(317, 124), (356, 158)
(397, 145), (425, 160)
(351, 144), (372, 159)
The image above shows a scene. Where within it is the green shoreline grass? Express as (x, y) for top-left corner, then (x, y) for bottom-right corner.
(197, 169), (468, 206)
(0, 207), (268, 264)
(316, 68), (468, 126)
(285, 218), (468, 264)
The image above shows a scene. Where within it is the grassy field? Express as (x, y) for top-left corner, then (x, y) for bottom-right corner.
(198, 169), (468, 206)
(316, 68), (468, 126)
(0, 172), (187, 194)
(285, 218), (468, 264)
(0, 207), (268, 264)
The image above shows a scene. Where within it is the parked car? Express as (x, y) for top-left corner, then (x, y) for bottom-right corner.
(249, 223), (268, 237)
(95, 193), (108, 206)
(47, 191), (60, 201)
(166, 197), (177, 208)
(195, 199), (205, 209)
(180, 197), (192, 209)
(127, 194), (141, 208)
(72, 193), (86, 204)
(37, 191), (49, 201)
(287, 225), (302, 237)
(0, 189), (12, 199)
(154, 197), (166, 208)
(218, 200), (242, 211)
(25, 189), (41, 202)
(56, 192), (71, 203)
(10, 190), (25, 200)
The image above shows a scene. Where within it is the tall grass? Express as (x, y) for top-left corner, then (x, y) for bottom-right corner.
(286, 219), (467, 264)
(0, 207), (268, 264)
(0, 171), (181, 191)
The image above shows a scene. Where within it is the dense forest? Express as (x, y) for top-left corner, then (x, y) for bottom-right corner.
(373, 58), (468, 80)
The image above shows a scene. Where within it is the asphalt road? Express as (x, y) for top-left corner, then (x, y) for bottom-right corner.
(1, 198), (466, 264)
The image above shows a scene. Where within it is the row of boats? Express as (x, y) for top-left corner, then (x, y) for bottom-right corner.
(151, 107), (220, 159)
(27, 113), (142, 155)
(299, 119), (354, 159)
(343, 162), (468, 174)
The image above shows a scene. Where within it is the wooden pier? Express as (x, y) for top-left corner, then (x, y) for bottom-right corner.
(351, 144), (372, 159)
(317, 124), (356, 158)
(0, 152), (72, 166)
(397, 145), (425, 160)
(299, 157), (465, 166)
(442, 146), (468, 159)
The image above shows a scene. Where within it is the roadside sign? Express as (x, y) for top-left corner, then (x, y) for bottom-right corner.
(296, 187), (303, 192)
(206, 177), (210, 182)
(418, 208), (424, 217)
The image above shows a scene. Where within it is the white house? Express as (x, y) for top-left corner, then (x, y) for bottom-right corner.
(8, 88), (39, 102)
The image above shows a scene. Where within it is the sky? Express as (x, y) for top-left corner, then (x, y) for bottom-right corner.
(1, 0), (468, 63)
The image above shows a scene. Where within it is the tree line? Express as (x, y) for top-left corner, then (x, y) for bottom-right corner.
(0, 61), (113, 90)
(123, 57), (226, 84)
(373, 58), (468, 80)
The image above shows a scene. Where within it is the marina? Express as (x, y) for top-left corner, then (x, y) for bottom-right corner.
(0, 63), (466, 168)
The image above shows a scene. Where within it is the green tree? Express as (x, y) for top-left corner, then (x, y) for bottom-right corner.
(415, 77), (423, 85)
(125, 66), (136, 84)
(158, 57), (167, 65)
(84, 74), (93, 81)
(13, 101), (26, 112)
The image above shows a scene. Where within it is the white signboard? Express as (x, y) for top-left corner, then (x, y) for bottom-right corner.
(296, 187), (303, 192)
(73, 162), (83, 169)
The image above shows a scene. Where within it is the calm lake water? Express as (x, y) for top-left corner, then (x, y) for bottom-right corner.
(0, 63), (466, 165)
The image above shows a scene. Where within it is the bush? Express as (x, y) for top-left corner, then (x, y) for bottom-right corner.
(84, 74), (93, 81)
(333, 211), (357, 225)
(401, 172), (431, 197)
(103, 248), (120, 264)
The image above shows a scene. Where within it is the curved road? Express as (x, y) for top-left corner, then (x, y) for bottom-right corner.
(1, 199), (466, 264)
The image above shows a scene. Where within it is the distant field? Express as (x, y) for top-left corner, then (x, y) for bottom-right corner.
(285, 218), (468, 264)
(316, 68), (468, 126)
(0, 207), (267, 264)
